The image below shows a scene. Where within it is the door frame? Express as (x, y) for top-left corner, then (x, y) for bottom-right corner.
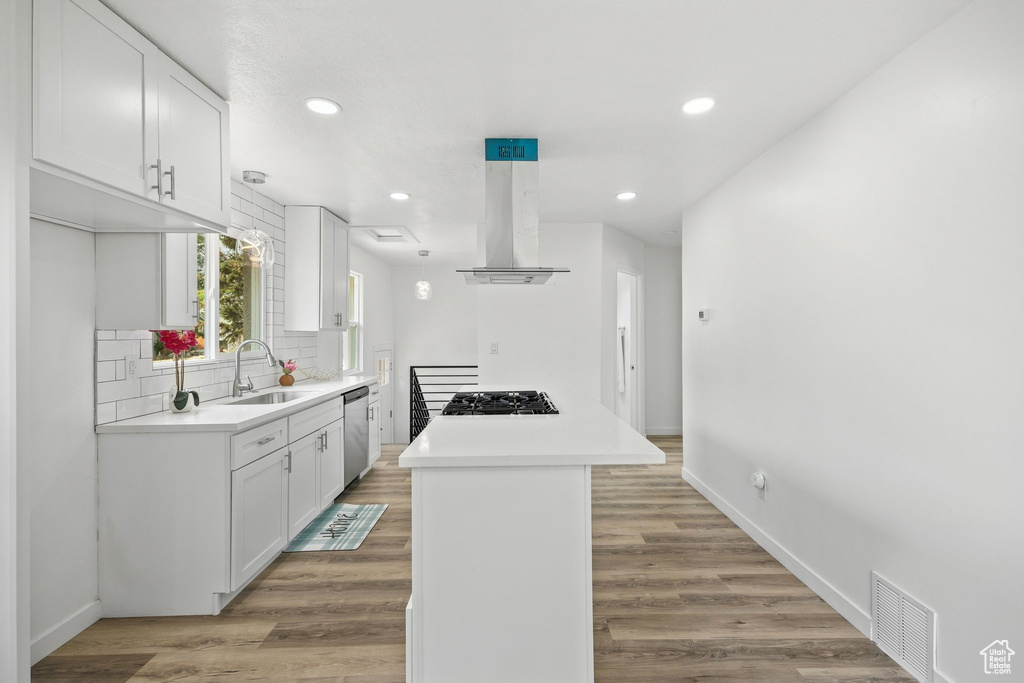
(373, 344), (394, 444)
(614, 266), (646, 435)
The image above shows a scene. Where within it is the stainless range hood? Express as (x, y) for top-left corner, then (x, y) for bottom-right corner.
(457, 138), (569, 285)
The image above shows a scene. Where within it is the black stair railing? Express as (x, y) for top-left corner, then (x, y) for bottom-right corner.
(410, 365), (479, 440)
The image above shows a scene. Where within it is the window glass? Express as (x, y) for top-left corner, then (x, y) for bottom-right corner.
(152, 232), (263, 362)
(343, 272), (362, 373)
(218, 234), (262, 354)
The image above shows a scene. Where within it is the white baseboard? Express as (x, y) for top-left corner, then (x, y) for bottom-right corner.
(681, 467), (872, 636)
(30, 599), (101, 664)
(644, 428), (682, 436)
(933, 668), (958, 683)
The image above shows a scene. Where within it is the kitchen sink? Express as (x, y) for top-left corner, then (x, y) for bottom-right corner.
(226, 391), (314, 406)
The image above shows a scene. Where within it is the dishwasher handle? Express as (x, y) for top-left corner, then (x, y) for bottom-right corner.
(343, 386), (370, 404)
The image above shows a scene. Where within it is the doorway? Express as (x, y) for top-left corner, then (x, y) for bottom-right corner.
(615, 270), (641, 431)
(373, 346), (394, 444)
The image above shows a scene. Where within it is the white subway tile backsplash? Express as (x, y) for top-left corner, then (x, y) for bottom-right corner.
(97, 377), (140, 404)
(230, 209), (254, 230)
(96, 185), (325, 426)
(139, 374), (173, 396)
(97, 340), (140, 362)
(96, 402), (116, 425)
(253, 192), (275, 212)
(97, 361), (117, 383)
(231, 179), (252, 202)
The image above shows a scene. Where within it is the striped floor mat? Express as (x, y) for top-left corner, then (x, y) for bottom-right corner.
(284, 503), (388, 552)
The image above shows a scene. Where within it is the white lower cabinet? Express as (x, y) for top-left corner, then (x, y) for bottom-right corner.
(369, 396), (382, 465)
(99, 386), (373, 617)
(287, 432), (321, 541)
(230, 448), (288, 591)
(319, 418), (345, 509)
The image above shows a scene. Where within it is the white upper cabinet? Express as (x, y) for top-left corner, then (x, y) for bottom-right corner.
(156, 57), (231, 227)
(95, 232), (199, 330)
(34, 0), (159, 197)
(32, 0), (230, 232)
(284, 206), (350, 332)
(161, 232), (200, 329)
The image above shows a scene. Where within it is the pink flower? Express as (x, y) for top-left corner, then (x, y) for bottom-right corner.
(282, 360), (298, 375)
(153, 329), (199, 356)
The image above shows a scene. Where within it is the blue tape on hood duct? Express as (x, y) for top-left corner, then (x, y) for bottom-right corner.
(485, 138), (538, 162)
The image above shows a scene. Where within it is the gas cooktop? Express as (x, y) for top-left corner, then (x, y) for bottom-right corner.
(441, 391), (559, 416)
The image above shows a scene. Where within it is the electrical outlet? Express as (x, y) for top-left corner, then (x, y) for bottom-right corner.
(489, 342), (499, 354)
(125, 353), (139, 379)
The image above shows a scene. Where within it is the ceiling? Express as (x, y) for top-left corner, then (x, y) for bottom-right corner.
(106, 0), (969, 265)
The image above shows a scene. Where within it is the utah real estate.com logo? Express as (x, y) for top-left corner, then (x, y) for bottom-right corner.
(980, 640), (1014, 675)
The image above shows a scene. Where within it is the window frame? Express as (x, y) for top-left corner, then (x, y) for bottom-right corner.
(153, 230), (266, 368)
(344, 270), (363, 375)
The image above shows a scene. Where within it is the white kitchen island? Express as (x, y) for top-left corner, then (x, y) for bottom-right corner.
(399, 387), (665, 683)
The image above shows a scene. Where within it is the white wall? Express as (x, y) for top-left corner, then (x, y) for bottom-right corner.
(393, 265), (478, 442)
(28, 220), (100, 661)
(644, 247), (682, 435)
(600, 227), (645, 413)
(681, 2), (1023, 681)
(478, 224), (604, 399)
(350, 245), (394, 374)
(0, 0), (25, 674)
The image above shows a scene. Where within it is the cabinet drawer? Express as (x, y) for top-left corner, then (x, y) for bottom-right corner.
(288, 396), (344, 442)
(231, 418), (288, 470)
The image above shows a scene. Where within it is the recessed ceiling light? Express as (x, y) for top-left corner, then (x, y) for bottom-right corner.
(616, 191), (637, 201)
(682, 97), (715, 115)
(305, 97), (341, 115)
(389, 192), (411, 201)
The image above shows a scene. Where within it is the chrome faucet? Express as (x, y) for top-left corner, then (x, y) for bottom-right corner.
(232, 339), (278, 397)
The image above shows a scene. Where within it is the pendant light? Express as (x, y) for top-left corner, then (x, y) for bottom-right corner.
(237, 229), (276, 270)
(415, 250), (432, 300)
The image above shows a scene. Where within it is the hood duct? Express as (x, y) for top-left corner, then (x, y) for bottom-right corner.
(457, 138), (569, 285)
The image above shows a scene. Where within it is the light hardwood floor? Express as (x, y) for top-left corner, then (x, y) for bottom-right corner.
(33, 437), (913, 682)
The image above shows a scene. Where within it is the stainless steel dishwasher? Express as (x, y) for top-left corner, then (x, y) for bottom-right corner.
(343, 386), (370, 488)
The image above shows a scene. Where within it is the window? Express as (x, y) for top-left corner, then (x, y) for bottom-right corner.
(153, 233), (263, 363)
(344, 271), (362, 373)
(216, 234), (262, 354)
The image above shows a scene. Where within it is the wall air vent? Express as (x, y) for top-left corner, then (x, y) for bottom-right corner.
(871, 572), (935, 683)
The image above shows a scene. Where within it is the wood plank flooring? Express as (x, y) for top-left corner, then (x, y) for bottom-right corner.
(33, 436), (912, 682)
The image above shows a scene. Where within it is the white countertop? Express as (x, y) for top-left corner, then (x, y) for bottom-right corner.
(96, 374), (379, 434)
(398, 386), (666, 468)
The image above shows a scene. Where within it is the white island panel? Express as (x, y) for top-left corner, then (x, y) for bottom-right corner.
(414, 464), (593, 683)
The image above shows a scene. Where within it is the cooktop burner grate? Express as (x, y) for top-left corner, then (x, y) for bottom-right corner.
(441, 391), (559, 416)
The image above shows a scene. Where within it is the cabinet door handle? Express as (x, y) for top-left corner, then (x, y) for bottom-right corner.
(192, 299), (200, 323)
(256, 436), (276, 446)
(285, 451), (292, 473)
(150, 159), (163, 197)
(164, 165), (176, 200)
(322, 431), (328, 450)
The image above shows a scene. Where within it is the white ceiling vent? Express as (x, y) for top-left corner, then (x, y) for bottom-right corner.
(872, 572), (935, 683)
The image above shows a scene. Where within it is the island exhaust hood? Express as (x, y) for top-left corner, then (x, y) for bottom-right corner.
(457, 138), (569, 285)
